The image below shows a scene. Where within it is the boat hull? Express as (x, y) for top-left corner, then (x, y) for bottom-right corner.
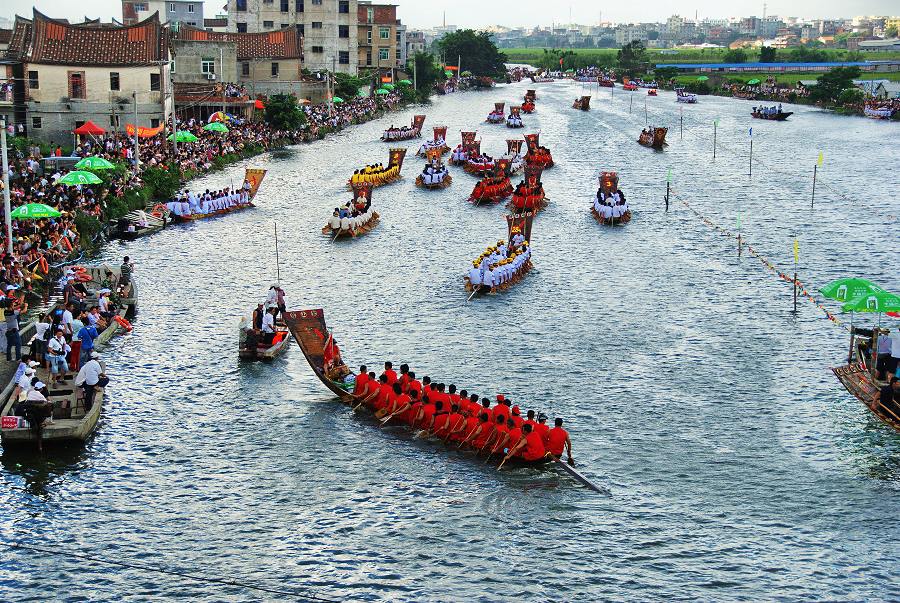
(833, 363), (900, 432)
(591, 207), (632, 226)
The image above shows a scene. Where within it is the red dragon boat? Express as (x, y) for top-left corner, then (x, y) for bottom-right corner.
(450, 131), (478, 166)
(647, 89), (658, 96)
(638, 127), (668, 150)
(468, 159), (513, 205)
(623, 82), (638, 91)
(381, 114), (425, 141)
(522, 100), (536, 113)
(525, 89), (537, 102)
(598, 76), (615, 87)
(486, 102), (506, 124)
(524, 133), (554, 169)
(590, 171), (631, 226)
(508, 165), (546, 213)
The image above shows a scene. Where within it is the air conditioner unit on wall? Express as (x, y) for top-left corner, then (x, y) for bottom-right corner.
(207, 73), (216, 80)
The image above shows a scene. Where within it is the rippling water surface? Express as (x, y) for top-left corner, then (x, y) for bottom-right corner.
(2, 83), (899, 602)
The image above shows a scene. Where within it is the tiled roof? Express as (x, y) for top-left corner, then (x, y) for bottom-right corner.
(26, 9), (168, 66)
(0, 29), (11, 46)
(176, 24), (301, 60)
(6, 16), (33, 59)
(204, 18), (228, 28)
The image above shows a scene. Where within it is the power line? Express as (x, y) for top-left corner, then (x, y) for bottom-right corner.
(6, 542), (340, 602)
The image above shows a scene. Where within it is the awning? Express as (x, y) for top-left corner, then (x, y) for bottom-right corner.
(73, 120), (106, 135)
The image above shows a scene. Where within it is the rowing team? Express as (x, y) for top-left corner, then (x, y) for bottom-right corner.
(466, 235), (530, 290)
(507, 115), (524, 127)
(166, 182), (251, 216)
(326, 196), (374, 232)
(593, 188), (629, 220)
(450, 145), (470, 163)
(353, 362), (574, 464)
(416, 138), (447, 156)
(383, 125), (415, 140)
(350, 163), (399, 186)
(419, 162), (449, 185)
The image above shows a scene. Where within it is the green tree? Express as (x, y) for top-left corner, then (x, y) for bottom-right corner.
(408, 51), (444, 99)
(537, 48), (576, 71)
(437, 30), (506, 77)
(616, 40), (647, 76)
(723, 48), (748, 63)
(759, 46), (777, 62)
(263, 93), (307, 130)
(809, 66), (861, 103)
(886, 25), (898, 37)
(333, 72), (368, 99)
(653, 66), (679, 82)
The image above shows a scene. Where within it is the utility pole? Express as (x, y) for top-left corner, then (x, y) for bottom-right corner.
(1, 119), (12, 255)
(132, 90), (140, 169)
(220, 47), (226, 116)
(170, 68), (177, 158)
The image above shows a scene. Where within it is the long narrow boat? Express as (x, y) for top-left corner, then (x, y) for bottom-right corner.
(590, 171), (632, 226)
(832, 329), (900, 432)
(170, 168), (267, 223)
(506, 106), (525, 128)
(486, 102), (506, 124)
(0, 266), (137, 450)
(572, 96), (591, 111)
(507, 165), (546, 213)
(381, 114), (426, 141)
(114, 204), (169, 240)
(323, 184), (379, 239)
(415, 147), (453, 190)
(416, 126), (450, 157)
(675, 88), (697, 103)
(638, 127), (668, 150)
(238, 315), (292, 360)
(863, 104), (893, 120)
(464, 212), (535, 296)
(348, 148), (407, 189)
(524, 133), (554, 169)
(282, 309), (568, 472)
(449, 131), (478, 166)
(468, 159), (513, 205)
(751, 108), (793, 121)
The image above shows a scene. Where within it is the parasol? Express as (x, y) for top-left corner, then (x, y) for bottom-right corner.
(819, 278), (882, 303)
(56, 171), (103, 185)
(399, 79), (412, 85)
(332, 96), (345, 103)
(74, 156), (115, 170)
(168, 131), (199, 142)
(747, 78), (761, 85)
(696, 76), (709, 82)
(375, 89), (389, 95)
(10, 203), (62, 219)
(203, 122), (229, 133)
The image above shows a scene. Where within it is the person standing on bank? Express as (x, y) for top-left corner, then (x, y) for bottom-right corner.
(5, 298), (27, 362)
(75, 351), (106, 412)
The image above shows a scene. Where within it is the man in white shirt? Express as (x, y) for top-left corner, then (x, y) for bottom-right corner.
(47, 328), (70, 383)
(261, 308), (276, 345)
(75, 351), (104, 411)
(61, 303), (75, 336)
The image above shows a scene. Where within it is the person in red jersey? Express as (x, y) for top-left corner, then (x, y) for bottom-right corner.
(466, 393), (481, 417)
(444, 404), (467, 441)
(510, 405), (524, 429)
(535, 413), (550, 444)
(416, 393), (437, 430)
(382, 386), (413, 424)
(382, 361), (398, 385)
(372, 374), (392, 412)
(458, 410), (482, 445)
(523, 409), (538, 432)
(421, 376), (433, 401)
(546, 418), (573, 463)
(492, 394), (511, 423)
(407, 371), (422, 397)
(503, 418), (522, 455)
(429, 401), (450, 436)
(469, 413), (495, 450)
(506, 423), (547, 462)
(353, 365), (370, 397)
(483, 415), (509, 455)
(404, 389), (423, 426)
(448, 384), (461, 410)
(398, 364), (410, 392)
(377, 383), (406, 420)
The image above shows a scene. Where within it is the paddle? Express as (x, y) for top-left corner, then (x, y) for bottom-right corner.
(352, 388), (379, 412)
(466, 286), (481, 302)
(497, 456), (511, 471)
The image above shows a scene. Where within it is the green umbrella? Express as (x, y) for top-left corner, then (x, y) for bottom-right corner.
(57, 170), (103, 185)
(203, 122), (229, 133)
(819, 278), (882, 304)
(842, 290), (900, 314)
(167, 130), (199, 143)
(696, 75), (709, 82)
(10, 203), (62, 219)
(565, 68), (575, 73)
(332, 96), (345, 103)
(445, 70), (454, 77)
(375, 89), (389, 95)
(747, 78), (761, 85)
(382, 83), (395, 90)
(399, 79), (412, 85)
(74, 156), (115, 170)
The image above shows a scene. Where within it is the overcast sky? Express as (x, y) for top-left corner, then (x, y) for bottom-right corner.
(4, 0), (897, 28)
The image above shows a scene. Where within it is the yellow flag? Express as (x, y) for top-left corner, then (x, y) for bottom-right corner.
(817, 151), (823, 167)
(793, 239), (799, 264)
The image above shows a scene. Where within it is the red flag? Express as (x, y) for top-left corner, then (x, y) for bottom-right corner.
(559, 58), (564, 67)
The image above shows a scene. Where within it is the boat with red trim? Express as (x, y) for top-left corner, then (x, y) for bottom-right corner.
(590, 171), (631, 226)
(381, 114), (425, 141)
(468, 159), (513, 205)
(638, 126), (667, 150)
(486, 102), (506, 124)
(348, 148), (406, 189)
(524, 133), (554, 169)
(416, 126), (450, 156)
(170, 168), (266, 223)
(507, 165), (546, 213)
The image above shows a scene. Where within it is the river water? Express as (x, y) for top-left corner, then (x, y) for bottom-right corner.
(2, 82), (899, 602)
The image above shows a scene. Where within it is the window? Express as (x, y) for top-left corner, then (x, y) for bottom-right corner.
(241, 62), (250, 76)
(169, 3), (176, 12)
(236, 22), (247, 32)
(263, 20), (274, 28)
(366, 30), (372, 44)
(338, 51), (349, 64)
(311, 22), (322, 29)
(28, 70), (39, 89)
(32, 116), (42, 129)
(338, 1), (349, 13)
(311, 45), (323, 53)
(338, 25), (349, 38)
(281, 23), (289, 29)
(188, 4), (194, 13)
(295, 0), (303, 11)
(367, 7), (373, 23)
(236, 0), (246, 10)
(380, 27), (390, 40)
(110, 72), (120, 91)
(379, 48), (389, 61)
(170, 59), (175, 73)
(110, 114), (120, 127)
(151, 118), (160, 128)
(201, 58), (215, 74)
(68, 72), (85, 99)
(297, 24), (304, 36)
(281, 0), (289, 12)
(150, 73), (161, 91)
(365, 51), (371, 66)
(311, 0), (321, 4)
(395, 49), (401, 60)
(133, 2), (147, 10)
(271, 62), (280, 77)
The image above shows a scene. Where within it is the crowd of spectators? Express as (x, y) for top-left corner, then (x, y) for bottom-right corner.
(0, 89), (405, 297)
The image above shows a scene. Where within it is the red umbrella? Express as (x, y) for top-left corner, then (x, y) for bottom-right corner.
(254, 99), (265, 110)
(73, 120), (106, 135)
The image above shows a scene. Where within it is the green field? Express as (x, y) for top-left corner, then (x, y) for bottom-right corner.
(502, 47), (900, 65)
(672, 71), (900, 86)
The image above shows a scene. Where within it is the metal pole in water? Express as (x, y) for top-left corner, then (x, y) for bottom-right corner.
(680, 106), (683, 140)
(629, 92), (632, 114)
(749, 138), (753, 178)
(275, 222), (280, 286)
(713, 120), (716, 160)
(665, 181), (669, 211)
(811, 164), (817, 208)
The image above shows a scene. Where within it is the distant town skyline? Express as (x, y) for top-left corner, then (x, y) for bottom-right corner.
(3, 0), (898, 28)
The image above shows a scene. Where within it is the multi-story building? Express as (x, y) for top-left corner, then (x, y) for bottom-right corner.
(122, 1), (204, 27)
(357, 2), (401, 72)
(11, 10), (171, 144)
(204, 16), (230, 32)
(406, 30), (425, 58)
(615, 25), (648, 46)
(226, 0), (359, 74)
(395, 21), (406, 68)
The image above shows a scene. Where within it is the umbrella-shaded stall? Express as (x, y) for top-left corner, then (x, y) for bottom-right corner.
(74, 156), (115, 170)
(203, 122), (229, 133)
(398, 79), (412, 85)
(696, 75), (709, 82)
(332, 96), (345, 103)
(747, 78), (761, 85)
(208, 111), (229, 123)
(374, 89), (389, 95)
(10, 203), (62, 219)
(820, 278), (883, 304)
(56, 171), (103, 185)
(72, 121), (106, 136)
(168, 131), (199, 143)
(382, 83), (395, 90)
(842, 290), (900, 314)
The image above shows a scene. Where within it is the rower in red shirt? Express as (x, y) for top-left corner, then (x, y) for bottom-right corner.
(382, 361), (398, 385)
(444, 404), (467, 441)
(506, 423), (547, 462)
(535, 413), (551, 445)
(373, 375), (392, 412)
(377, 383), (405, 419)
(407, 372), (422, 397)
(466, 394), (482, 418)
(546, 418), (573, 463)
(470, 413), (495, 450)
(448, 384), (462, 411)
(492, 394), (511, 423)
(523, 409), (538, 432)
(429, 401), (450, 436)
(397, 363), (410, 392)
(353, 365), (370, 397)
(481, 415), (508, 455)
(458, 411), (482, 447)
(503, 418), (523, 456)
(421, 376), (433, 401)
(416, 395), (437, 430)
(404, 390), (423, 426)
(509, 406), (524, 429)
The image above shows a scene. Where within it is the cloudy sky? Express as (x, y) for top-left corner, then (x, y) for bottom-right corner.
(4, 0), (896, 28)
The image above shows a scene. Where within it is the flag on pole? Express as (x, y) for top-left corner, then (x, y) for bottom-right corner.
(736, 212), (742, 229)
(793, 239), (799, 264)
(749, 127), (753, 137)
(559, 58), (564, 67)
(666, 168), (672, 183)
(817, 151), (824, 167)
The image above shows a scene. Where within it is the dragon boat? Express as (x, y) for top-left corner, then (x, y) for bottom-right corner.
(590, 171), (631, 226)
(381, 114), (425, 141)
(507, 165), (546, 213)
(323, 183), (379, 239)
(572, 95), (591, 111)
(486, 102), (506, 124)
(638, 127), (668, 150)
(675, 88), (697, 103)
(464, 211), (535, 296)
(524, 133), (554, 170)
(348, 148), (406, 189)
(506, 106), (525, 128)
(449, 131), (478, 166)
(416, 126), (450, 157)
(468, 159), (513, 205)
(415, 147), (453, 190)
(170, 168), (266, 224)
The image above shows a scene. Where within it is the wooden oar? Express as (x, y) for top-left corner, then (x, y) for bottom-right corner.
(497, 456), (510, 471)
(466, 286), (481, 303)
(352, 388), (379, 412)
